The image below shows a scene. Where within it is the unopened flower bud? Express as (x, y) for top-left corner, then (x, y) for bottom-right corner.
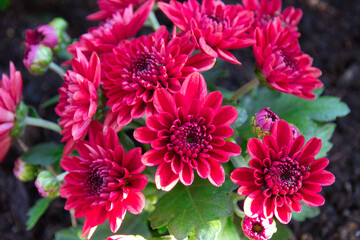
(49, 17), (68, 36)
(251, 107), (280, 138)
(13, 157), (38, 182)
(35, 170), (60, 198)
(242, 215), (277, 240)
(23, 45), (53, 75)
(290, 124), (300, 139)
(25, 25), (59, 49)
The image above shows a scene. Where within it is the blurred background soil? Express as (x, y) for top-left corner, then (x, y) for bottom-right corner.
(0, 0), (359, 239)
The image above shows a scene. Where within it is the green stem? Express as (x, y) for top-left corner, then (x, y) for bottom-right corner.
(48, 62), (65, 78)
(230, 78), (259, 101)
(146, 174), (155, 184)
(148, 11), (160, 31)
(24, 116), (62, 134)
(62, 31), (71, 43)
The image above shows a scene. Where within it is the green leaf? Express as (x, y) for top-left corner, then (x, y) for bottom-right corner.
(28, 106), (41, 118)
(230, 107), (248, 129)
(22, 142), (64, 166)
(238, 88), (350, 156)
(118, 131), (136, 152)
(40, 95), (60, 108)
(230, 155), (249, 169)
(0, 0), (10, 10)
(271, 222), (293, 240)
(195, 220), (221, 240)
(292, 201), (320, 222)
(26, 198), (52, 230)
(148, 236), (176, 240)
(149, 177), (235, 240)
(54, 226), (85, 240)
(312, 123), (336, 158)
(217, 217), (241, 240)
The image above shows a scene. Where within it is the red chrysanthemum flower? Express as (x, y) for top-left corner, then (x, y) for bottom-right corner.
(0, 62), (23, 163)
(55, 49), (101, 155)
(69, 1), (153, 60)
(158, 0), (255, 65)
(60, 122), (147, 238)
(253, 18), (323, 99)
(87, 0), (154, 21)
(134, 72), (241, 191)
(243, 0), (302, 33)
(230, 120), (335, 224)
(242, 215), (277, 240)
(25, 25), (59, 49)
(102, 26), (215, 127)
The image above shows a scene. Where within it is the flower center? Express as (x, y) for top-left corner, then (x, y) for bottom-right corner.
(202, 12), (229, 31)
(86, 166), (109, 196)
(130, 53), (167, 89)
(280, 50), (298, 70)
(252, 223), (263, 233)
(33, 30), (45, 45)
(265, 157), (304, 195)
(169, 117), (212, 160)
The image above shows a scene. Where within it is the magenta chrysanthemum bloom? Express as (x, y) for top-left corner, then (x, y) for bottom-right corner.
(102, 26), (215, 127)
(230, 120), (335, 224)
(60, 122), (147, 237)
(55, 49), (101, 155)
(69, 1), (154, 60)
(134, 72), (241, 191)
(253, 18), (323, 99)
(242, 215), (277, 240)
(87, 0), (155, 21)
(25, 25), (59, 49)
(243, 0), (302, 33)
(251, 107), (279, 138)
(158, 0), (255, 65)
(0, 62), (23, 163)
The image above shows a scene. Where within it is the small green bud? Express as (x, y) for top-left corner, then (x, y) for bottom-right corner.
(35, 170), (60, 198)
(23, 45), (53, 75)
(13, 157), (38, 182)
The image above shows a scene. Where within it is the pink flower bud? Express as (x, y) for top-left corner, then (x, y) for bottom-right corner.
(35, 170), (60, 198)
(290, 124), (300, 139)
(251, 107), (280, 138)
(49, 17), (68, 38)
(242, 215), (277, 240)
(25, 25), (59, 49)
(13, 157), (38, 182)
(23, 45), (53, 75)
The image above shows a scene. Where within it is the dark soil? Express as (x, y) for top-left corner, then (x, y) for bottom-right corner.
(0, 0), (359, 239)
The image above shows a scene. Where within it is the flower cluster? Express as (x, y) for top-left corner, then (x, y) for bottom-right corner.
(0, 0), (341, 239)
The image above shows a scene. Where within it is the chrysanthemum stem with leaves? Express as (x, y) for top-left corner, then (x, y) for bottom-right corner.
(48, 62), (65, 78)
(24, 116), (62, 133)
(230, 77), (259, 101)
